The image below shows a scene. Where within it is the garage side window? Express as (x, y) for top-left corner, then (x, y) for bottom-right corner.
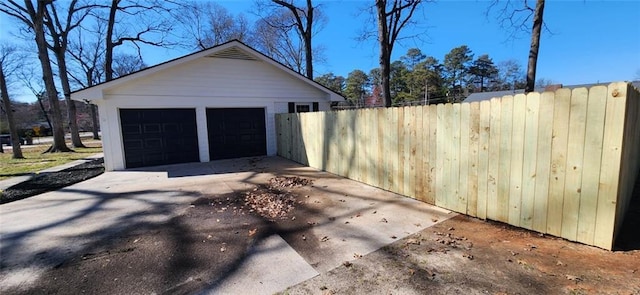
(288, 102), (319, 113)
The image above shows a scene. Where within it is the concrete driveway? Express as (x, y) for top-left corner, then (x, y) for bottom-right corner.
(0, 157), (454, 294)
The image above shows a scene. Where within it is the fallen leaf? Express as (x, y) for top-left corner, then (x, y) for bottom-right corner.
(566, 275), (582, 282)
(249, 229), (257, 237)
(431, 218), (439, 223)
(405, 238), (420, 245)
(391, 235), (397, 239)
(220, 247), (226, 252)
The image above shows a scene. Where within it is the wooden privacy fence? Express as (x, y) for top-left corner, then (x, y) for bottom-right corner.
(276, 82), (640, 250)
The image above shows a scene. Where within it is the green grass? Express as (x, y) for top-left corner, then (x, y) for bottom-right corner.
(0, 141), (103, 180)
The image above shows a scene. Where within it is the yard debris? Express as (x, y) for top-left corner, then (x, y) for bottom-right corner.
(268, 176), (313, 188)
(244, 185), (297, 221)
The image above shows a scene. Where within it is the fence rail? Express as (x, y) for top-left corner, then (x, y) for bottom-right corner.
(276, 82), (640, 250)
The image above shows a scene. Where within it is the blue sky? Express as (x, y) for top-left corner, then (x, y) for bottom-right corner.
(145, 0), (640, 84)
(2, 0), (640, 102)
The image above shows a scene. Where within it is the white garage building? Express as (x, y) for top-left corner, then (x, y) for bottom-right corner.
(71, 40), (344, 171)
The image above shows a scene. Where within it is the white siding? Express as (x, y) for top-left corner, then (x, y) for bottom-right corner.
(106, 58), (328, 100)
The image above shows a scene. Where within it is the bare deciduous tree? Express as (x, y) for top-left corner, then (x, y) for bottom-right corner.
(255, 0), (324, 79)
(67, 24), (106, 140)
(0, 0), (71, 152)
(374, 0), (427, 107)
(0, 43), (24, 158)
(44, 0), (96, 148)
(175, 1), (251, 50)
(488, 0), (547, 93)
(101, 0), (175, 81)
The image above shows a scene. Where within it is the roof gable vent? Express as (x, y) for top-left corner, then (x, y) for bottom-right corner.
(207, 47), (257, 61)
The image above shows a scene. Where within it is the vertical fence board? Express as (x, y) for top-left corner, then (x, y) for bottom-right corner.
(405, 107), (416, 198)
(377, 108), (386, 189)
(436, 104), (447, 208)
(521, 93), (540, 230)
(467, 102), (480, 217)
(386, 108), (399, 192)
(509, 94), (526, 226)
(428, 105), (438, 204)
(595, 83), (627, 249)
(477, 100), (491, 219)
(533, 92), (554, 233)
(353, 111), (360, 179)
(378, 109), (394, 190)
(449, 104), (462, 212)
(276, 114), (283, 157)
(415, 107), (425, 201)
(395, 108), (405, 194)
(547, 89), (572, 236)
(577, 86), (607, 245)
(487, 98), (502, 220)
(562, 88), (589, 241)
(458, 103), (470, 213)
(497, 96), (514, 223)
(326, 111), (337, 175)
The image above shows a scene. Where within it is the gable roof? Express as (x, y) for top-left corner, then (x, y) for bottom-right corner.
(71, 39), (345, 102)
(464, 81), (640, 103)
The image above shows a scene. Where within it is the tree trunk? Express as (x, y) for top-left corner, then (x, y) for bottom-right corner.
(0, 63), (23, 159)
(28, 1), (71, 153)
(526, 0), (545, 93)
(90, 104), (99, 139)
(105, 0), (119, 81)
(36, 94), (53, 132)
(54, 48), (85, 147)
(376, 0), (392, 107)
(304, 0), (313, 79)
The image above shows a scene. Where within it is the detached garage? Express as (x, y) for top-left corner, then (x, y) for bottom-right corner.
(71, 40), (344, 171)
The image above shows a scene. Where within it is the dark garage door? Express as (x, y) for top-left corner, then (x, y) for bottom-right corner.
(207, 108), (266, 160)
(120, 109), (199, 168)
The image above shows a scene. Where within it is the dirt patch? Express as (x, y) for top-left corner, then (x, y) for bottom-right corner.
(281, 215), (640, 295)
(0, 158), (104, 204)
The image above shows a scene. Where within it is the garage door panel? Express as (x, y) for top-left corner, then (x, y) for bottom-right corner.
(120, 109), (199, 168)
(207, 108), (267, 160)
